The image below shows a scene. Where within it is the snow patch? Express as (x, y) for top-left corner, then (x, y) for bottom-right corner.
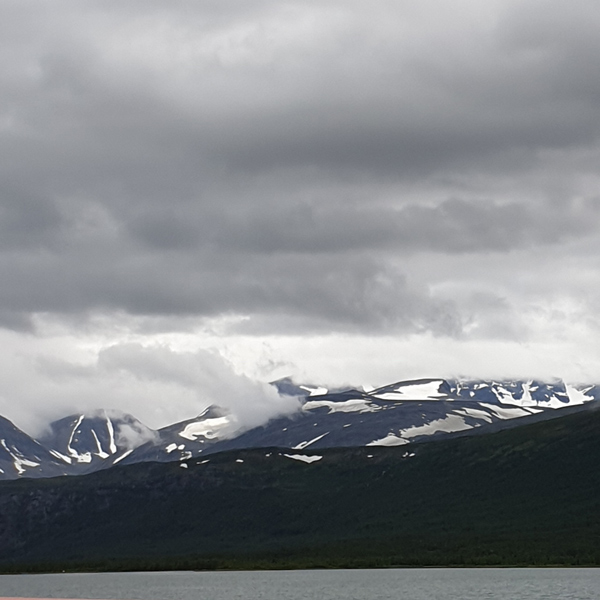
(300, 385), (329, 397)
(565, 383), (593, 406)
(284, 454), (323, 463)
(368, 414), (471, 446)
(376, 380), (446, 401)
(367, 434), (409, 447)
(179, 416), (236, 441)
(50, 449), (72, 464)
(452, 407), (493, 423)
(292, 432), (329, 450)
(74, 452), (92, 463)
(303, 399), (380, 414)
(91, 429), (109, 459)
(65, 415), (92, 463)
(491, 384), (517, 405)
(113, 449), (133, 464)
(12, 458), (40, 474)
(105, 414), (118, 454)
(479, 403), (535, 420)
(489, 382), (542, 408)
(1, 440), (40, 474)
(400, 414), (471, 439)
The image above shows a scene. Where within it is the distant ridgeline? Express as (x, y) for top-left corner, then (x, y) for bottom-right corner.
(0, 377), (599, 481)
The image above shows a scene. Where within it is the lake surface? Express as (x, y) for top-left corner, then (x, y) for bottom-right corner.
(1, 568), (599, 600)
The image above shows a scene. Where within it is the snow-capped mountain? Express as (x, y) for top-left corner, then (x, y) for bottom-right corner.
(38, 410), (157, 474)
(0, 377), (598, 480)
(0, 415), (66, 479)
(104, 406), (241, 467)
(110, 377), (600, 467)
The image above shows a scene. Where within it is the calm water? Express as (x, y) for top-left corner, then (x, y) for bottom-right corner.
(1, 569), (599, 600)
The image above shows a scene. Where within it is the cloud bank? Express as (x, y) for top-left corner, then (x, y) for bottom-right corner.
(3, 340), (299, 436)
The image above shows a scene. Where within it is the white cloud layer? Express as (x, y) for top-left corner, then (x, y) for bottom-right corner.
(0, 329), (300, 435)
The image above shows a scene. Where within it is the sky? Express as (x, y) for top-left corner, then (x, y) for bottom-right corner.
(2, 0), (600, 434)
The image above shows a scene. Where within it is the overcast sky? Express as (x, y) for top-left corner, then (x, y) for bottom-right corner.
(2, 0), (600, 434)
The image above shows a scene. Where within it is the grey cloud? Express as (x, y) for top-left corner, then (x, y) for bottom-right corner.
(1, 4), (596, 191)
(0, 238), (461, 334)
(204, 197), (598, 254)
(114, 420), (159, 451)
(0, 189), (593, 329)
(0, 191), (595, 336)
(0, 187), (60, 244)
(0, 0), (599, 341)
(4, 0), (600, 196)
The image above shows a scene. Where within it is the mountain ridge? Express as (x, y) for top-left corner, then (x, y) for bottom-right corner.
(0, 376), (598, 480)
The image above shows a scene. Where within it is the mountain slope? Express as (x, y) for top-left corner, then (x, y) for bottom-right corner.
(106, 406), (241, 467)
(37, 410), (156, 475)
(1, 405), (600, 569)
(0, 415), (66, 479)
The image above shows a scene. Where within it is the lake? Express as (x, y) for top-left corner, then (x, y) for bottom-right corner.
(1, 568), (599, 600)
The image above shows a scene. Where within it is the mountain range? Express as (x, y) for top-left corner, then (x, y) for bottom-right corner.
(1, 377), (598, 480)
(2, 397), (600, 570)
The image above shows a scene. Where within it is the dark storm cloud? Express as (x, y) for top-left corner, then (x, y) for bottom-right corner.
(1, 0), (600, 336)
(0, 240), (461, 334)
